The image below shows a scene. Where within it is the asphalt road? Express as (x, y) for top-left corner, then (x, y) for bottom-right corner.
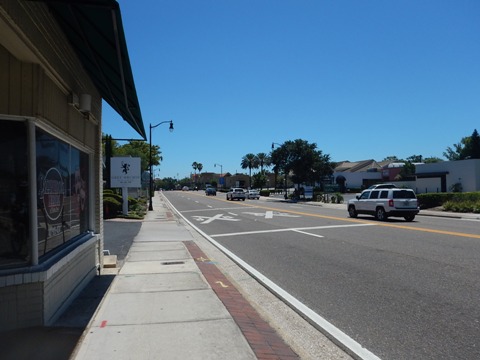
(164, 191), (480, 360)
(103, 219), (142, 265)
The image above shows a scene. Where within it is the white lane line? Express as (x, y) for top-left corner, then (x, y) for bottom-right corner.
(292, 229), (324, 238)
(265, 211), (273, 219)
(211, 223), (374, 238)
(182, 207), (247, 213)
(162, 194), (381, 360)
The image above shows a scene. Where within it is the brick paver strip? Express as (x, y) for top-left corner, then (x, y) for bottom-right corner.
(184, 241), (299, 360)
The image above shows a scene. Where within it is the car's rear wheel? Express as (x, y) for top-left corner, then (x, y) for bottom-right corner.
(404, 215), (415, 222)
(375, 207), (387, 221)
(348, 205), (358, 218)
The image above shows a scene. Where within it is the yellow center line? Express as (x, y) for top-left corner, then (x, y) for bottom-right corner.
(195, 193), (480, 239)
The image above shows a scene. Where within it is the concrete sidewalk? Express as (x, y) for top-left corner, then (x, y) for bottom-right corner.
(70, 194), (299, 360)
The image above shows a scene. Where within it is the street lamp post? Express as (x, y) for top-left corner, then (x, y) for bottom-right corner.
(214, 163), (223, 188)
(149, 120), (174, 211)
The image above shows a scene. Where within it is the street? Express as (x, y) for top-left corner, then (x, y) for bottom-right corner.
(163, 190), (480, 360)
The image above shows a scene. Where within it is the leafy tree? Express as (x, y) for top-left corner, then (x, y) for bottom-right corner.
(116, 141), (161, 171)
(423, 157), (443, 163)
(241, 153), (259, 187)
(444, 140), (467, 160)
(406, 155), (423, 163)
(252, 172), (268, 189)
(103, 134), (162, 171)
(270, 145), (288, 189)
(158, 177), (177, 190)
(465, 129), (480, 159)
(444, 129), (480, 160)
(398, 161), (416, 180)
(271, 139), (334, 187)
(382, 156), (399, 162)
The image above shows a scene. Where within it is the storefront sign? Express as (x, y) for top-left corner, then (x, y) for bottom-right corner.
(110, 157), (141, 188)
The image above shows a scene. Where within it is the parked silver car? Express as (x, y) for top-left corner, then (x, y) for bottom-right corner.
(226, 188), (246, 201)
(246, 189), (260, 199)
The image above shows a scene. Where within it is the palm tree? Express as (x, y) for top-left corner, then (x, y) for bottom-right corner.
(241, 153), (259, 188)
(192, 162), (199, 185)
(256, 152), (270, 174)
(196, 163), (203, 186)
(192, 162), (203, 188)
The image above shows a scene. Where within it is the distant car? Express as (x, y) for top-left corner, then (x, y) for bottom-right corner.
(226, 188), (246, 201)
(246, 189), (260, 199)
(205, 187), (217, 196)
(182, 186), (189, 191)
(347, 188), (419, 221)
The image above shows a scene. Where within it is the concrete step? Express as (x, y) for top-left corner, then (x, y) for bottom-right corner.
(103, 255), (117, 268)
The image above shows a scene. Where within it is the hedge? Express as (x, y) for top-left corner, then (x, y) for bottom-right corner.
(417, 192), (480, 210)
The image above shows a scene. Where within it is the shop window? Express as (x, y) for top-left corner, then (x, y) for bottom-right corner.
(36, 130), (90, 258)
(0, 121), (29, 267)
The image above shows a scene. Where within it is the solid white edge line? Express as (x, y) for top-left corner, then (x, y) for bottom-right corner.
(161, 193), (382, 360)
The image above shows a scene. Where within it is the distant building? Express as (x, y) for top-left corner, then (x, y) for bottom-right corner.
(334, 159), (480, 193)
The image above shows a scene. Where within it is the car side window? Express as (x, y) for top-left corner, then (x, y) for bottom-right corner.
(370, 190), (379, 199)
(380, 190), (389, 198)
(359, 191), (370, 200)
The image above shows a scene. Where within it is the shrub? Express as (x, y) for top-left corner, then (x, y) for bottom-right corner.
(417, 193), (455, 209)
(103, 192), (123, 203)
(259, 190), (270, 197)
(443, 200), (480, 213)
(103, 197), (121, 219)
(417, 191), (480, 212)
(334, 193), (344, 203)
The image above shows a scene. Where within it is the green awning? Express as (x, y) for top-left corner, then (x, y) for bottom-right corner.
(45, 0), (146, 139)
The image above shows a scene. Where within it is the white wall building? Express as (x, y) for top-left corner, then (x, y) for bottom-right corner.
(415, 159), (480, 193)
(333, 159), (480, 193)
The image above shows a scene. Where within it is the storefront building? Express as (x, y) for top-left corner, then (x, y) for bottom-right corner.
(0, 0), (145, 330)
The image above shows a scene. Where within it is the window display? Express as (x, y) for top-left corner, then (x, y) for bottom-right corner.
(36, 130), (90, 257)
(0, 123), (91, 268)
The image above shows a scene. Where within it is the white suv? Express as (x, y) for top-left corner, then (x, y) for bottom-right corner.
(226, 188), (246, 201)
(347, 188), (419, 221)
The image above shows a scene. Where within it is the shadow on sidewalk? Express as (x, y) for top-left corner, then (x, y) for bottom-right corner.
(1, 274), (115, 360)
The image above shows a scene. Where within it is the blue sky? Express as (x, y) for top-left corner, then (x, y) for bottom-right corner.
(102, 0), (480, 180)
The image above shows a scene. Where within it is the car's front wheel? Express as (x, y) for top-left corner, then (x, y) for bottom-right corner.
(375, 207), (387, 221)
(348, 205), (358, 218)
